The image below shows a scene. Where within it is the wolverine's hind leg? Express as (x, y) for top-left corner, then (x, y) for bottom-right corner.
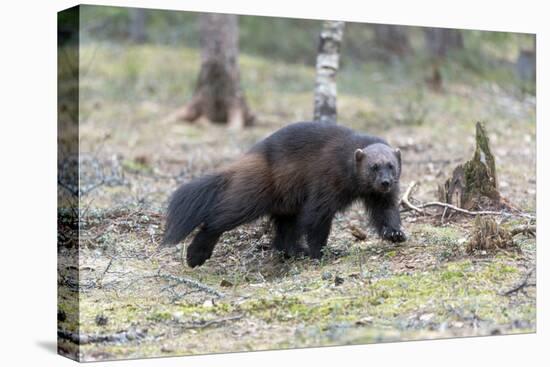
(271, 215), (306, 257)
(299, 200), (335, 259)
(186, 229), (221, 268)
(187, 202), (266, 267)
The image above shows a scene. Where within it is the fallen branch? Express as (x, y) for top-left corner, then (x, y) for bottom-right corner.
(95, 258), (114, 288)
(510, 225), (536, 237)
(501, 267), (536, 296)
(153, 272), (225, 298)
(58, 328), (147, 345)
(418, 201), (534, 219)
(177, 315), (243, 330)
(112, 270), (225, 299)
(400, 181), (535, 220)
(400, 181), (425, 214)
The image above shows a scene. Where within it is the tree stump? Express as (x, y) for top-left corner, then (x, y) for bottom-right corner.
(439, 122), (501, 210)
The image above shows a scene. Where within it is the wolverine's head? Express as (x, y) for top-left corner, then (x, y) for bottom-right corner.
(354, 143), (401, 194)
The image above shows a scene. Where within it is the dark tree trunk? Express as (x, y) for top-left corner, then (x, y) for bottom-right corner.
(516, 49), (535, 82)
(516, 39), (536, 95)
(373, 24), (411, 57)
(424, 28), (463, 58)
(313, 21), (345, 124)
(129, 9), (147, 43)
(181, 13), (253, 129)
(423, 28), (463, 91)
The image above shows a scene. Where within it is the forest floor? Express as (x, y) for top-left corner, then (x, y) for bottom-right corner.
(58, 43), (536, 361)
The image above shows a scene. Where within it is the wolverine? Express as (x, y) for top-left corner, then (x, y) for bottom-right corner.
(163, 121), (406, 267)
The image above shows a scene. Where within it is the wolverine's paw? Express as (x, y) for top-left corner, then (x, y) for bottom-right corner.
(186, 249), (210, 268)
(382, 227), (407, 243)
(282, 244), (310, 259)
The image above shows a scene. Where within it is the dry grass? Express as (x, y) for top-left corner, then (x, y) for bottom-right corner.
(466, 216), (516, 254)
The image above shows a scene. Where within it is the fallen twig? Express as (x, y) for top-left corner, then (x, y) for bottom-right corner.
(501, 268), (536, 296)
(400, 181), (425, 214)
(400, 181), (535, 220)
(418, 201), (535, 218)
(153, 271), (225, 298)
(177, 315), (243, 330)
(110, 270), (225, 299)
(96, 258), (114, 288)
(510, 225), (536, 237)
(58, 328), (147, 345)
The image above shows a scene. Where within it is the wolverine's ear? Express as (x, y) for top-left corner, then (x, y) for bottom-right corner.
(394, 148), (402, 174)
(355, 149), (365, 162)
(394, 148), (401, 161)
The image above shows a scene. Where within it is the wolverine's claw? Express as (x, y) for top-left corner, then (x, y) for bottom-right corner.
(382, 227), (407, 243)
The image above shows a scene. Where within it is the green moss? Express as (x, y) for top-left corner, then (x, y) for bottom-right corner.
(147, 310), (172, 322)
(413, 224), (464, 260)
(441, 270), (465, 281)
(414, 224), (462, 241)
(236, 296), (362, 324)
(122, 159), (153, 173)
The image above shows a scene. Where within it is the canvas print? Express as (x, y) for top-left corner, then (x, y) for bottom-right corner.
(58, 5), (536, 362)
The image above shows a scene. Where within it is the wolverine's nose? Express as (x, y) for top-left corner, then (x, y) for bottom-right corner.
(381, 180), (391, 189)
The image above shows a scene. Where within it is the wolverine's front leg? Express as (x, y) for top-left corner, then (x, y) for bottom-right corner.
(366, 195), (407, 243)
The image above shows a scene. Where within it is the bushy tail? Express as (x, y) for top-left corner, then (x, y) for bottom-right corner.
(162, 174), (225, 245)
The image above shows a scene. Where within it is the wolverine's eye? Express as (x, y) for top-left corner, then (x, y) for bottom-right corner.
(388, 163), (394, 170)
(372, 164), (379, 171)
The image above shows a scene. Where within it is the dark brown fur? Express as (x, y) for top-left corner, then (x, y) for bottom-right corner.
(163, 121), (406, 267)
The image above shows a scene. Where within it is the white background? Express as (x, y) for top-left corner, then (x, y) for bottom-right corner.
(0, 0), (547, 365)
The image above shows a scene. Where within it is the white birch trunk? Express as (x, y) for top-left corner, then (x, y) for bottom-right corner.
(313, 21), (345, 124)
